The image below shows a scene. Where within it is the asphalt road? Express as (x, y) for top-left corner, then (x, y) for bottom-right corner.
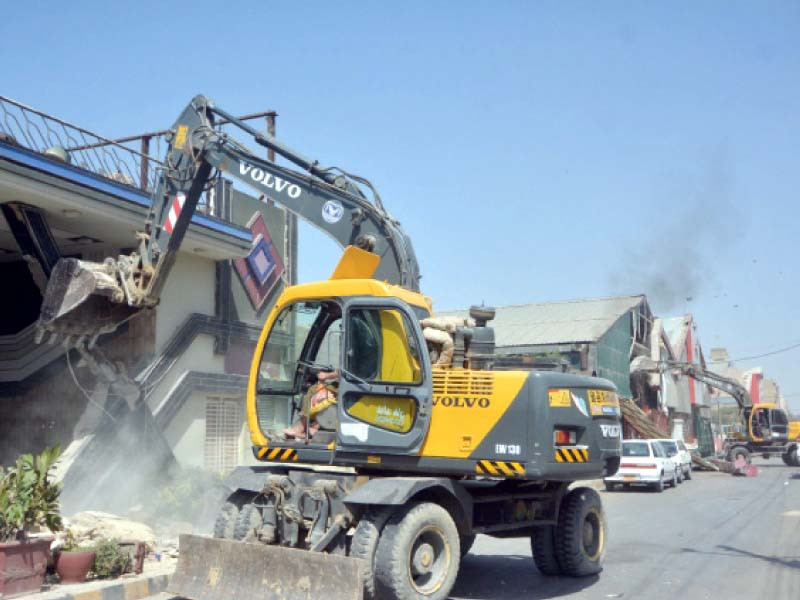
(149, 459), (800, 600)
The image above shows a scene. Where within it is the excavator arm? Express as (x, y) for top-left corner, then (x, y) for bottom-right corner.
(630, 356), (752, 411)
(37, 95), (420, 345)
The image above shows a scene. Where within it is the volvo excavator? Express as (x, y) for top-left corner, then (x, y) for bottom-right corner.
(37, 95), (622, 600)
(631, 357), (799, 467)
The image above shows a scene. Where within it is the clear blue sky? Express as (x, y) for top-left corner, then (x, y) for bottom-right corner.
(3, 1), (799, 409)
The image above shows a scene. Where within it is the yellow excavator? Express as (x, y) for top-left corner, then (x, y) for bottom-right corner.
(38, 96), (622, 600)
(631, 357), (799, 467)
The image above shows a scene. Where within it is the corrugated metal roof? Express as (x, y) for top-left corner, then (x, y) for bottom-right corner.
(438, 295), (645, 347)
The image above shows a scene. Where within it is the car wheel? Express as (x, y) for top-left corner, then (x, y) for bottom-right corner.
(676, 468), (683, 484)
(531, 525), (561, 575)
(671, 470), (678, 488)
(554, 487), (606, 576)
(374, 502), (460, 600)
(653, 477), (664, 493)
(684, 465), (692, 480)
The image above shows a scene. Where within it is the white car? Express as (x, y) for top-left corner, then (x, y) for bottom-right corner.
(653, 438), (692, 482)
(604, 439), (678, 492)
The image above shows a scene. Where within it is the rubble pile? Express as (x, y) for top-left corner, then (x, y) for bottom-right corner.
(63, 511), (157, 550)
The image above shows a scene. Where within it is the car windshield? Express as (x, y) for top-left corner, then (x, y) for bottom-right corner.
(622, 442), (650, 457)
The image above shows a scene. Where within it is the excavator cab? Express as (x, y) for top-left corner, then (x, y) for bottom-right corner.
(250, 284), (432, 453)
(747, 405), (789, 443)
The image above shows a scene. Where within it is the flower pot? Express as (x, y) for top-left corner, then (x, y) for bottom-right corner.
(0, 537), (52, 598)
(56, 550), (97, 583)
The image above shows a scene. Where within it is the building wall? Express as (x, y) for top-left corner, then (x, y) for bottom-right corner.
(155, 253), (217, 353)
(597, 314), (633, 397)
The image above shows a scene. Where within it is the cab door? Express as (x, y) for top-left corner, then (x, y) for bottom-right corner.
(335, 297), (432, 455)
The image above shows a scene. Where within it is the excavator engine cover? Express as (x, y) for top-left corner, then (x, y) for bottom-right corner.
(168, 535), (364, 600)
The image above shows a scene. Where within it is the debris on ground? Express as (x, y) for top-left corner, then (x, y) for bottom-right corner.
(63, 511), (157, 550)
(692, 454), (720, 471)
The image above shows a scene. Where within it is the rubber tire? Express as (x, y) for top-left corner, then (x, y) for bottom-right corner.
(351, 508), (393, 600)
(531, 525), (561, 575)
(731, 446), (751, 464)
(653, 477), (664, 493)
(676, 468), (683, 484)
(459, 534), (476, 559)
(213, 502), (239, 539)
(671, 470), (679, 488)
(604, 481), (615, 492)
(233, 503), (262, 542)
(555, 487), (606, 577)
(374, 502), (460, 600)
(684, 466), (692, 480)
(782, 445), (799, 467)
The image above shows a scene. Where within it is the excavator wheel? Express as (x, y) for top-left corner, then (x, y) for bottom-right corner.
(459, 534), (476, 559)
(555, 487), (606, 577)
(374, 502), (460, 600)
(531, 525), (561, 575)
(212, 502), (239, 539)
(232, 503), (262, 542)
(350, 508), (393, 600)
(782, 445), (800, 467)
(730, 446), (751, 465)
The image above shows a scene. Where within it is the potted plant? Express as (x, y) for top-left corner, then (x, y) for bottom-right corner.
(91, 538), (132, 579)
(0, 446), (63, 598)
(55, 530), (96, 583)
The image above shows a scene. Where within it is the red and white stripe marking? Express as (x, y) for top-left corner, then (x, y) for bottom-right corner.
(163, 192), (186, 233)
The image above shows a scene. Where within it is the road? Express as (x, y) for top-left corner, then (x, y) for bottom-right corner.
(148, 459), (800, 600)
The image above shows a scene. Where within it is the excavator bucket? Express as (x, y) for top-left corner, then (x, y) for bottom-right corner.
(38, 257), (135, 340)
(168, 535), (365, 600)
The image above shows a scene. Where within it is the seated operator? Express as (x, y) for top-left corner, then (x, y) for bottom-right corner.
(282, 369), (339, 440)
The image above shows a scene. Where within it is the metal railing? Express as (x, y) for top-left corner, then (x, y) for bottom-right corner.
(0, 95), (277, 216)
(0, 95), (160, 191)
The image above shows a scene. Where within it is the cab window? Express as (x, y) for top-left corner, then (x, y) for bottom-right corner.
(346, 307), (422, 385)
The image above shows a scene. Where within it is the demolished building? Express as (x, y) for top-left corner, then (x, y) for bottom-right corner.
(0, 95), (295, 510)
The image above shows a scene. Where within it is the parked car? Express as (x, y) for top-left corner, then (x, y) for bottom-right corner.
(604, 439), (677, 492)
(653, 438), (692, 482)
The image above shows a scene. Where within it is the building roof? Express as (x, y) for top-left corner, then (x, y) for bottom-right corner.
(438, 295), (646, 347)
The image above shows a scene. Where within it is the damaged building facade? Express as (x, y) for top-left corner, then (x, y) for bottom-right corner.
(0, 96), (295, 499)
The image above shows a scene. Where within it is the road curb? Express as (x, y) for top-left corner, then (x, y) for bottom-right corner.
(31, 572), (170, 600)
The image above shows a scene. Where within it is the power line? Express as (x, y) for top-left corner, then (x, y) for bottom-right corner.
(730, 341), (800, 362)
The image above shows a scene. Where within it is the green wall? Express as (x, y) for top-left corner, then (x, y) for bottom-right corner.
(597, 313), (633, 397)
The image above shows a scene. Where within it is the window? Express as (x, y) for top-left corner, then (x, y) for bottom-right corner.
(255, 301), (342, 435)
(622, 441), (649, 457)
(205, 397), (243, 474)
(346, 308), (422, 384)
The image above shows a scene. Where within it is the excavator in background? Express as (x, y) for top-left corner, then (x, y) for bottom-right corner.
(631, 357), (799, 467)
(37, 95), (622, 600)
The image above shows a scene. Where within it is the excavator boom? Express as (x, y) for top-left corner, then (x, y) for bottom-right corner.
(37, 95), (420, 345)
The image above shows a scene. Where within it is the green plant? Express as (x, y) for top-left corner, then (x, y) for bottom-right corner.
(60, 529), (94, 553)
(0, 446), (63, 541)
(91, 538), (131, 579)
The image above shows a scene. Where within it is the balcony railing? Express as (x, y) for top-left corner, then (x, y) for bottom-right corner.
(0, 95), (277, 217)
